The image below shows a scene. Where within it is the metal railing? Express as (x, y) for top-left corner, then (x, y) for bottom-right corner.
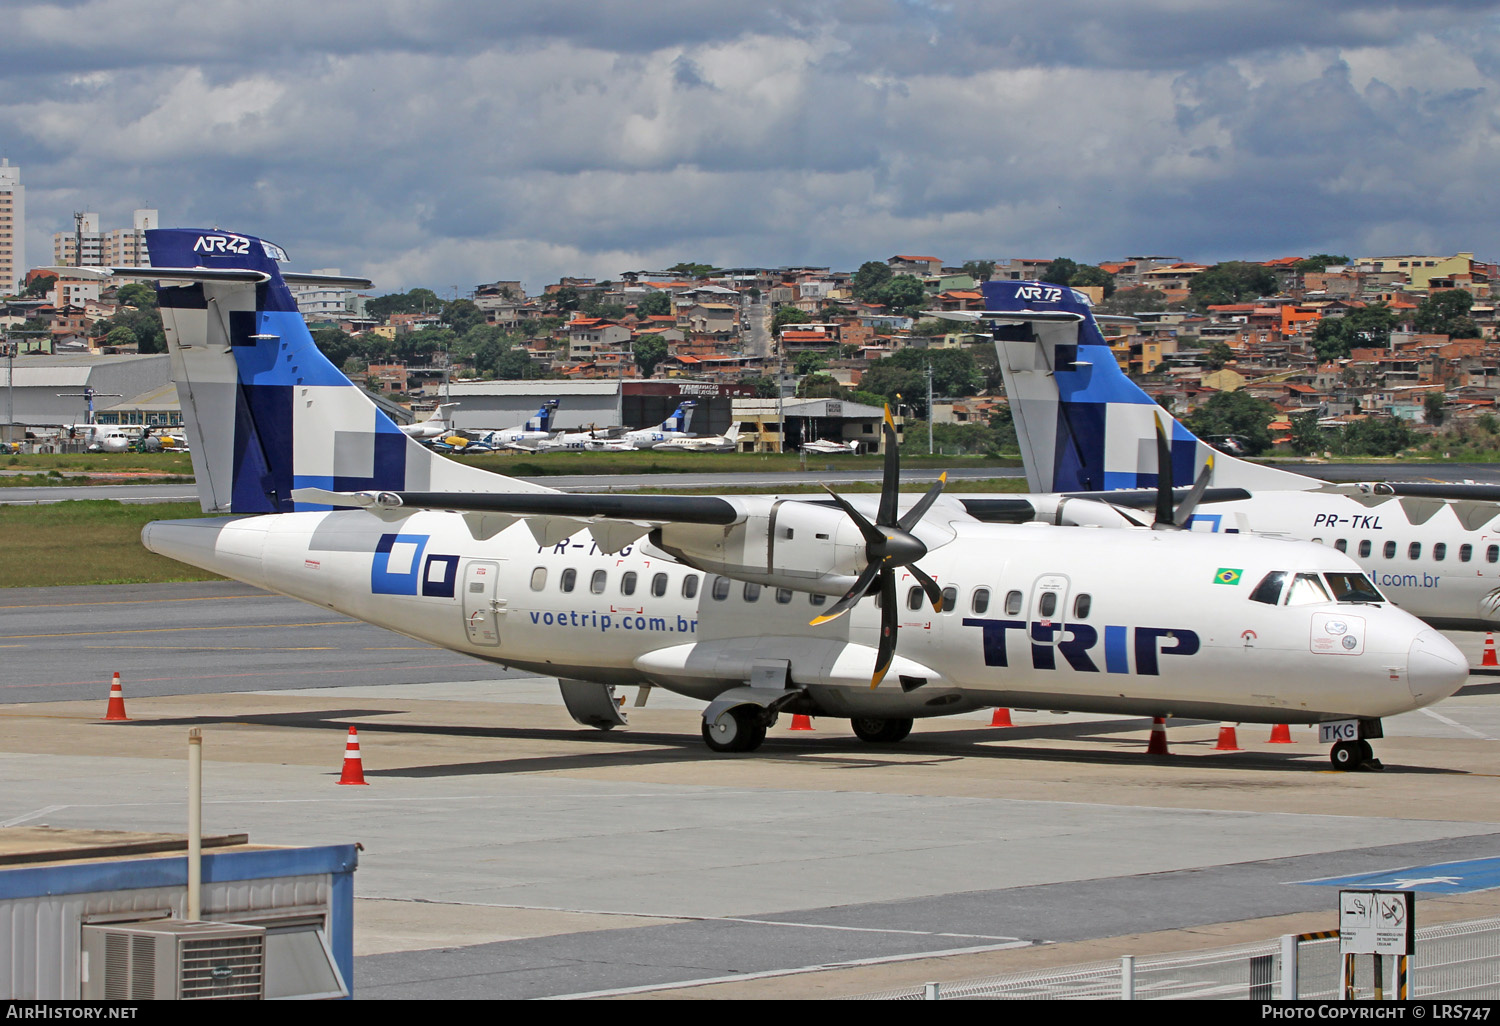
(856, 916), (1500, 1000)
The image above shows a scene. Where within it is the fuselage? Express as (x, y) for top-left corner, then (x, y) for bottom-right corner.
(142, 509), (1467, 726)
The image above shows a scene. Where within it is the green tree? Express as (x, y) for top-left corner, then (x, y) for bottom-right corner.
(738, 375), (780, 398)
(858, 362), (925, 413)
(1041, 258), (1078, 286)
(961, 260), (995, 282)
(21, 274), (56, 299)
(1415, 290), (1480, 339)
(1294, 254), (1349, 273)
(104, 326), (137, 349)
(311, 327), (361, 369)
(1070, 264), (1116, 297)
(1289, 411), (1326, 456)
(885, 347), (982, 397)
(794, 349), (830, 375)
(1310, 304), (1397, 361)
(637, 291), (672, 317)
(1183, 390), (1277, 456)
(667, 262), (719, 277)
(548, 285), (581, 312)
(114, 282), (157, 308)
(1188, 262), (1279, 308)
(94, 306), (165, 354)
(366, 288), (442, 321)
(1096, 287), (1168, 315)
(1337, 416), (1412, 456)
(493, 348), (535, 379)
(440, 299), (484, 336)
(1205, 341), (1233, 370)
(773, 306), (812, 334)
(851, 261), (893, 302)
(796, 373), (849, 400)
(871, 274), (926, 315)
(1424, 392), (1446, 427)
(633, 333), (669, 378)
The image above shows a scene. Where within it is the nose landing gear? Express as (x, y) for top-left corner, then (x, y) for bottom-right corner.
(1330, 739), (1382, 772)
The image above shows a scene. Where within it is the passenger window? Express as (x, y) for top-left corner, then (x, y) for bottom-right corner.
(1004, 590), (1023, 616)
(941, 586), (957, 613)
(1383, 541), (1396, 559)
(1285, 572), (1332, 606)
(1038, 592), (1057, 618)
(590, 569), (607, 594)
(1334, 539), (1347, 553)
(652, 573), (668, 597)
(1074, 593), (1091, 619)
(560, 568), (576, 593)
(1461, 544), (1473, 562)
(621, 571), (637, 596)
(1490, 545), (1499, 564)
(1249, 571), (1286, 605)
(1358, 540), (1372, 558)
(712, 575), (730, 600)
(971, 588), (990, 614)
(743, 582), (761, 601)
(775, 588), (792, 604)
(1409, 542), (1422, 560)
(908, 586), (924, 610)
(1434, 543), (1447, 562)
(530, 567), (547, 591)
(682, 574), (699, 599)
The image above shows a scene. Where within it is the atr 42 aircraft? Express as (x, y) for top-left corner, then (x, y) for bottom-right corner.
(107, 229), (1468, 770)
(938, 280), (1500, 632)
(400, 403), (459, 441)
(468, 401), (561, 450)
(517, 403), (699, 452)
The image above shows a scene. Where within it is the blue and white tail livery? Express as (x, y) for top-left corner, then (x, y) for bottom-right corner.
(145, 228), (549, 512)
(980, 280), (1314, 495)
(660, 402), (695, 434)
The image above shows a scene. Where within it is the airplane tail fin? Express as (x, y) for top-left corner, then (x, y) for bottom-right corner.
(980, 280), (1315, 494)
(528, 400), (559, 432)
(664, 402), (695, 433)
(426, 402), (459, 425)
(143, 227), (550, 512)
(724, 421), (740, 442)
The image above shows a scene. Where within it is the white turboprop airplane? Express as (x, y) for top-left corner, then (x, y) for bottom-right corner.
(400, 403), (459, 441)
(468, 400), (561, 450)
(652, 421), (741, 452)
(939, 280), (1500, 632)
(99, 228), (1468, 771)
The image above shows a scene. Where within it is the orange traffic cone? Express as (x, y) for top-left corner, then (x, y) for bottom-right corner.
(1268, 723), (1293, 744)
(1147, 716), (1169, 756)
(1484, 633), (1498, 668)
(989, 708), (1014, 727)
(103, 672), (129, 721)
(1215, 723), (1241, 751)
(337, 726), (369, 785)
(789, 714), (814, 731)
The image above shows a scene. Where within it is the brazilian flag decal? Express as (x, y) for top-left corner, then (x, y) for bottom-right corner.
(1215, 567), (1243, 586)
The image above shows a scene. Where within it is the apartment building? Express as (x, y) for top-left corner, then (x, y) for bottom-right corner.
(54, 209), (158, 266)
(0, 160), (24, 295)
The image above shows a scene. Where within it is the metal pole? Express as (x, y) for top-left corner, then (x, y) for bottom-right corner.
(1120, 954), (1134, 999)
(1281, 933), (1299, 1000)
(188, 728), (202, 920)
(927, 362), (933, 455)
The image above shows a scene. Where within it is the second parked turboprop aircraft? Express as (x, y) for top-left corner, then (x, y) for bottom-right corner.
(939, 280), (1500, 632)
(91, 229), (1470, 769)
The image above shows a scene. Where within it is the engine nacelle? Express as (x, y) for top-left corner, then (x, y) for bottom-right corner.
(1026, 495), (1144, 528)
(651, 497), (867, 595)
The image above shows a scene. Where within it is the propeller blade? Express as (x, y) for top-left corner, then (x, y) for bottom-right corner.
(871, 569), (898, 689)
(878, 406), (900, 527)
(1153, 413), (1175, 527)
(1172, 453), (1216, 528)
(821, 485), (885, 549)
(809, 560), (882, 627)
(909, 564), (944, 612)
(896, 471), (947, 533)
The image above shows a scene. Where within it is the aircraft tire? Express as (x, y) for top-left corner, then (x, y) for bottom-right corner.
(702, 706), (767, 753)
(851, 717), (914, 744)
(1330, 740), (1364, 771)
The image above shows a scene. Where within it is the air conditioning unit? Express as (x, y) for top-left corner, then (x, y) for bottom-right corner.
(81, 920), (267, 1000)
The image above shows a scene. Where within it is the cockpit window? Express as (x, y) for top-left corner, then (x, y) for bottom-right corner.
(1249, 571), (1287, 605)
(1284, 572), (1332, 606)
(1324, 572), (1384, 604)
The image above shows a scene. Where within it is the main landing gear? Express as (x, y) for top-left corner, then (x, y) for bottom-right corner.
(1330, 739), (1382, 772)
(702, 706), (770, 753)
(850, 717), (913, 744)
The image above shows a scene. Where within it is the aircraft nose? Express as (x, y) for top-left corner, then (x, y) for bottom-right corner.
(1408, 629), (1469, 703)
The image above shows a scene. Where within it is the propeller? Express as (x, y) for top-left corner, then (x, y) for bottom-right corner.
(809, 407), (947, 689)
(1150, 413), (1214, 530)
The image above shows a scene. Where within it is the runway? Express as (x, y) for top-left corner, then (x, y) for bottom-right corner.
(3, 582), (1500, 998)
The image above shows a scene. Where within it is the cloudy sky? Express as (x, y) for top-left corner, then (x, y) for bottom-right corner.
(4, 1), (1499, 294)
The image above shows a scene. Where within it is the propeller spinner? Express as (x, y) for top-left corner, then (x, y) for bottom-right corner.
(809, 408), (947, 689)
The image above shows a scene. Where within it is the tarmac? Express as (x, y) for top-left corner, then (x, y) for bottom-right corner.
(4, 637), (1500, 998)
